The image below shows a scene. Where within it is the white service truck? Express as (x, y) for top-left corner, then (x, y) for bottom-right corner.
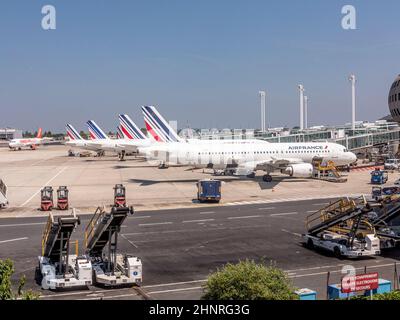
(304, 231), (381, 258)
(0, 179), (8, 208)
(39, 255), (92, 290)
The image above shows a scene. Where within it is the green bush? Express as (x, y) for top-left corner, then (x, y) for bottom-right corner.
(0, 259), (39, 300)
(202, 260), (298, 300)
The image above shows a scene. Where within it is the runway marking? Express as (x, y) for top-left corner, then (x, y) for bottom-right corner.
(147, 286), (202, 295)
(270, 212), (298, 217)
(143, 279), (207, 289)
(131, 216), (151, 219)
(139, 222), (173, 227)
(306, 210), (316, 213)
(120, 234), (138, 249)
(227, 215), (262, 220)
(281, 229), (302, 237)
(0, 222), (45, 228)
(258, 207), (275, 210)
(19, 166), (69, 207)
(183, 219), (215, 224)
(312, 202), (330, 206)
(0, 237), (28, 244)
(199, 211), (215, 215)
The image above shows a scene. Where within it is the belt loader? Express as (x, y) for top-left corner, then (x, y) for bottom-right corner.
(38, 210), (92, 290)
(84, 205), (142, 287)
(304, 196), (381, 258)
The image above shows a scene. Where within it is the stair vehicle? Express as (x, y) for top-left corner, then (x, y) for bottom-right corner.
(84, 205), (142, 287)
(113, 184), (126, 207)
(370, 169), (388, 185)
(41, 186), (54, 211)
(57, 186), (69, 210)
(0, 179), (8, 208)
(312, 160), (347, 183)
(197, 179), (221, 203)
(38, 211), (92, 290)
(304, 196), (381, 258)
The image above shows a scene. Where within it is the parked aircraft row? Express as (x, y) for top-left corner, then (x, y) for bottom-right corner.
(65, 106), (357, 182)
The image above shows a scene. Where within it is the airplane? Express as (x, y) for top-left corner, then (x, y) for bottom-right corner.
(85, 119), (153, 160)
(65, 124), (104, 153)
(9, 128), (46, 150)
(138, 107), (357, 182)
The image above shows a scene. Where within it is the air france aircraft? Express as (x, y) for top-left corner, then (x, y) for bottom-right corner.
(138, 107), (357, 182)
(64, 124), (104, 153)
(9, 128), (45, 150)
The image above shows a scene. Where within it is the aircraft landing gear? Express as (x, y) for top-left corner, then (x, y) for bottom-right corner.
(118, 150), (126, 161)
(263, 174), (273, 183)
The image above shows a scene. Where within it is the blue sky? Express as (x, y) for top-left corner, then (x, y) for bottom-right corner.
(1, 0), (399, 132)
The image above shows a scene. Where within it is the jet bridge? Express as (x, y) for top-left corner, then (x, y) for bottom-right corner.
(304, 196), (381, 258)
(38, 210), (92, 290)
(84, 205), (142, 287)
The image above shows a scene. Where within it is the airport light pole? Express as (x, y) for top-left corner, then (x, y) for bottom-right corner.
(259, 91), (266, 132)
(349, 74), (356, 131)
(298, 85), (305, 131)
(304, 95), (309, 129)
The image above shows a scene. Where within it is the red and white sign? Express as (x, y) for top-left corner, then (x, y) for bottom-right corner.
(341, 273), (379, 293)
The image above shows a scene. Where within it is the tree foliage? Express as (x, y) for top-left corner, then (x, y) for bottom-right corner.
(202, 260), (298, 300)
(0, 259), (39, 300)
(350, 290), (400, 300)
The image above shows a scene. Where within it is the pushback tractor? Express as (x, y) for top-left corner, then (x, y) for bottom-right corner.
(38, 210), (92, 290)
(57, 186), (69, 210)
(84, 205), (142, 287)
(41, 186), (54, 211)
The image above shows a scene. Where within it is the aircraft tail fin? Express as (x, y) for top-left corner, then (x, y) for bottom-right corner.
(66, 124), (83, 140)
(118, 114), (147, 140)
(141, 106), (181, 143)
(86, 120), (108, 140)
(36, 128), (43, 139)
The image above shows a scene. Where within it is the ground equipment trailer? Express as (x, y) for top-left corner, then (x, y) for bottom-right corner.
(41, 186), (54, 211)
(113, 184), (126, 207)
(57, 186), (69, 210)
(84, 205), (142, 287)
(304, 196), (381, 258)
(0, 179), (8, 208)
(38, 210), (92, 290)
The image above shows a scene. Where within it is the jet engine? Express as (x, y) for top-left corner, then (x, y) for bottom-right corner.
(282, 163), (313, 178)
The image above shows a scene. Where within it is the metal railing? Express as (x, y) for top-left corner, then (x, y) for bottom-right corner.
(84, 206), (106, 249)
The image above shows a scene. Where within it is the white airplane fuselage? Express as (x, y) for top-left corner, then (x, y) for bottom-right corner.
(138, 141), (356, 175)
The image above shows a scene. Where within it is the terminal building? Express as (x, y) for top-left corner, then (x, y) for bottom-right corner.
(0, 128), (22, 140)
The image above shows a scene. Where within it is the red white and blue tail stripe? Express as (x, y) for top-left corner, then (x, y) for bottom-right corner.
(141, 106), (181, 143)
(86, 120), (108, 140)
(66, 124), (83, 140)
(118, 114), (146, 140)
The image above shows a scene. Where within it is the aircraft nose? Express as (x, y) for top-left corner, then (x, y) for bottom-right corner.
(350, 152), (357, 163)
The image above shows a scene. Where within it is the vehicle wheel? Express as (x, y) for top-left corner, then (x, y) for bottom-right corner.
(307, 238), (314, 249)
(263, 175), (273, 183)
(333, 247), (342, 259)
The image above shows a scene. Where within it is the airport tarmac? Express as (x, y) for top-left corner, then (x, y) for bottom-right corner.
(0, 145), (395, 218)
(1, 145), (400, 300)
